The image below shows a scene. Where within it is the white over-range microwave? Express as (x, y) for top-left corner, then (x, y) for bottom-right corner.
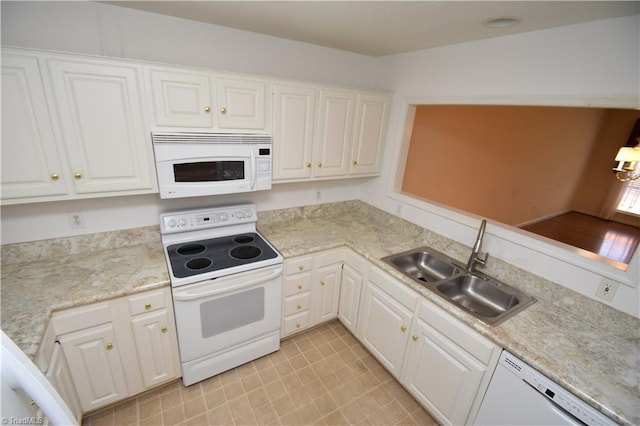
(152, 132), (272, 199)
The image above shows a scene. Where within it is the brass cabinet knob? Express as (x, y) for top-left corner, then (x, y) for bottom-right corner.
(105, 342), (113, 350)
(298, 265), (304, 271)
(320, 280), (325, 286)
(204, 106), (211, 113)
(412, 335), (419, 342)
(161, 326), (168, 333)
(73, 172), (82, 179)
(296, 304), (302, 310)
(51, 173), (59, 181)
(297, 284), (303, 290)
(306, 162), (311, 168)
(145, 303), (151, 310)
(400, 325), (407, 332)
(295, 322), (301, 328)
(317, 162), (322, 168)
(220, 107), (227, 114)
(353, 160), (358, 165)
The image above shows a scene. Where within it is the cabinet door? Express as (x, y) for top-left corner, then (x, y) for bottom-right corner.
(46, 58), (155, 194)
(358, 281), (413, 378)
(130, 309), (180, 389)
(349, 93), (389, 176)
(146, 67), (214, 128)
(313, 262), (342, 324)
(338, 263), (363, 334)
(58, 323), (128, 413)
(272, 84), (316, 181)
(1, 53), (68, 200)
(45, 343), (82, 422)
(401, 319), (485, 426)
(216, 77), (267, 130)
(313, 89), (355, 178)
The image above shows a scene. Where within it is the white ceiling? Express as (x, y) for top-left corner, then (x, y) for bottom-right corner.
(105, 1), (640, 56)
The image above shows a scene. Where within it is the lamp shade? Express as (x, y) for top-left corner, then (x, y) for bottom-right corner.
(614, 147), (640, 162)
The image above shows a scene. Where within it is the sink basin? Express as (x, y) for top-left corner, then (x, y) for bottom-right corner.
(381, 247), (535, 326)
(382, 247), (462, 283)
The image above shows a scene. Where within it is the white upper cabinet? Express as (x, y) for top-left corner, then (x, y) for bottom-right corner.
(1, 53), (69, 200)
(350, 93), (390, 176)
(216, 76), (268, 130)
(145, 65), (269, 132)
(272, 84), (389, 183)
(145, 67), (214, 128)
(46, 57), (156, 195)
(272, 84), (316, 181)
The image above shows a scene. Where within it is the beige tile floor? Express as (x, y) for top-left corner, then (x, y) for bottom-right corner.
(82, 321), (439, 425)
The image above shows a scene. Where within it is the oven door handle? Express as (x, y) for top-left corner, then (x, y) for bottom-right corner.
(172, 266), (282, 301)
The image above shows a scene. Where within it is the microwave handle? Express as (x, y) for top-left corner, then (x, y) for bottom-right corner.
(250, 148), (256, 190)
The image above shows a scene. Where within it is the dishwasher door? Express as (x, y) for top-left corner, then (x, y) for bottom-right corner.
(474, 350), (617, 426)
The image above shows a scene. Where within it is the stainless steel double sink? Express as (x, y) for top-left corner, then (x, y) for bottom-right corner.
(381, 247), (535, 326)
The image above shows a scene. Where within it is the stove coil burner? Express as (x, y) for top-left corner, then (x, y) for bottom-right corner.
(176, 243), (207, 256)
(233, 235), (255, 244)
(186, 257), (213, 270)
(230, 245), (263, 260)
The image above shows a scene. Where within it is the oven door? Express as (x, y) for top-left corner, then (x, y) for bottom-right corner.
(154, 142), (265, 198)
(171, 264), (282, 363)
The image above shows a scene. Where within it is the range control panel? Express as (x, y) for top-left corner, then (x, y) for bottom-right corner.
(160, 204), (256, 234)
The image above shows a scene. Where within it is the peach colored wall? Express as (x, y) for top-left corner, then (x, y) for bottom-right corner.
(570, 109), (640, 217)
(402, 105), (605, 226)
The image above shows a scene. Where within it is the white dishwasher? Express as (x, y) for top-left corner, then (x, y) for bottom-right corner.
(474, 350), (618, 426)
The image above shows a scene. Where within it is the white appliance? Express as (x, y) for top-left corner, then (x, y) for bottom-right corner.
(152, 132), (272, 199)
(474, 350), (617, 426)
(160, 204), (283, 386)
(1, 330), (77, 425)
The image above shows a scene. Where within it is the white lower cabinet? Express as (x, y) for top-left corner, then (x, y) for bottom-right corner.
(44, 343), (82, 422)
(357, 266), (418, 378)
(51, 287), (180, 413)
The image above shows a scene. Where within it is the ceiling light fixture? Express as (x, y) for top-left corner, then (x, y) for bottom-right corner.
(482, 16), (522, 28)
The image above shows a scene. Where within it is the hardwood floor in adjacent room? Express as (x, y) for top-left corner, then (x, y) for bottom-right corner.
(521, 211), (640, 265)
(82, 321), (439, 426)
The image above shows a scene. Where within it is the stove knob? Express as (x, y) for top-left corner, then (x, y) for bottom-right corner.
(178, 219), (186, 227)
(236, 210), (245, 218)
(167, 219), (177, 228)
(220, 213), (228, 221)
(245, 209), (252, 218)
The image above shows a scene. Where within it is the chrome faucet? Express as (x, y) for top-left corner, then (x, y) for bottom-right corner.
(465, 219), (489, 273)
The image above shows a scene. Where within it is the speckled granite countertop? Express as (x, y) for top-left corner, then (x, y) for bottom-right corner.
(0, 226), (170, 358)
(1, 200), (638, 425)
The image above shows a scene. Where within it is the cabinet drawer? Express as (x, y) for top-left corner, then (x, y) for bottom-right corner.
(285, 256), (313, 276)
(128, 289), (167, 316)
(284, 274), (312, 296)
(283, 292), (311, 316)
(283, 312), (311, 335)
(419, 300), (497, 365)
(51, 302), (112, 335)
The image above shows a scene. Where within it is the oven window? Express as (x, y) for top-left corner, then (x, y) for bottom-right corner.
(200, 287), (265, 338)
(174, 161), (244, 182)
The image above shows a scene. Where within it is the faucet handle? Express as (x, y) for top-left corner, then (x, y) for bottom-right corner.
(476, 252), (489, 265)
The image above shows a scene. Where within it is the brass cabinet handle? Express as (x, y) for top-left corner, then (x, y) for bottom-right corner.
(296, 304), (302, 310)
(105, 342), (113, 350)
(51, 173), (59, 181)
(295, 322), (301, 329)
(306, 162), (312, 168)
(73, 172), (82, 179)
(296, 284), (303, 290)
(204, 106), (211, 113)
(145, 303), (151, 310)
(220, 107), (227, 114)
(320, 280), (325, 286)
(298, 265), (304, 271)
(317, 162), (322, 168)
(412, 335), (419, 342)
(400, 325), (407, 332)
(353, 160), (358, 165)
(161, 326), (168, 333)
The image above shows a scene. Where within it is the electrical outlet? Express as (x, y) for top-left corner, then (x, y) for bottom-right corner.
(596, 278), (619, 302)
(68, 212), (85, 229)
(315, 190), (321, 201)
